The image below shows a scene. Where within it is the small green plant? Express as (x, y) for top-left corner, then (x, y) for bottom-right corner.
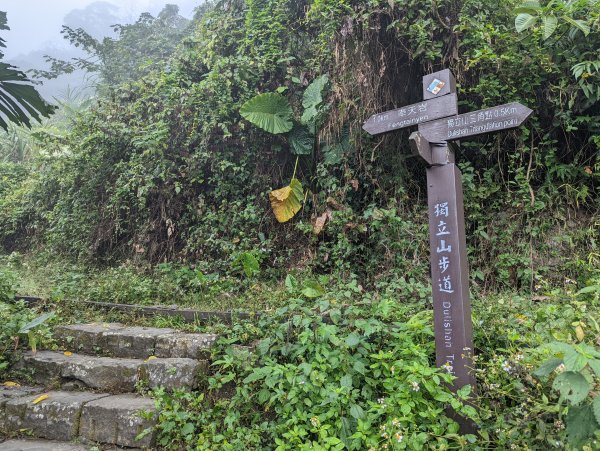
(231, 251), (261, 279)
(533, 341), (600, 447)
(0, 301), (54, 374)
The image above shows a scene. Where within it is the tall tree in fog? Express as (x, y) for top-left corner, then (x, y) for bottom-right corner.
(63, 2), (120, 40)
(34, 4), (192, 88)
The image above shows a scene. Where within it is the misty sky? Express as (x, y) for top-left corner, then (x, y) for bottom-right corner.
(2, 0), (199, 59)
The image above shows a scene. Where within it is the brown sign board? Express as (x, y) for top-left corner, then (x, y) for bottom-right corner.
(362, 93), (458, 135)
(418, 102), (532, 142)
(426, 163), (475, 392)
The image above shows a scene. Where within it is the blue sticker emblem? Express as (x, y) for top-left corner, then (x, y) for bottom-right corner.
(427, 78), (446, 95)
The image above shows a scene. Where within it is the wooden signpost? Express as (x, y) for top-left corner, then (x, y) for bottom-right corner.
(363, 69), (532, 428)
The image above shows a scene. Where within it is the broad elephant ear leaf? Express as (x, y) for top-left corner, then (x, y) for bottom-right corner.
(302, 74), (329, 110)
(289, 124), (314, 155)
(240, 92), (293, 134)
(269, 178), (304, 223)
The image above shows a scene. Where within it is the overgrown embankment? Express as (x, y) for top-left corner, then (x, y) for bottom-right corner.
(0, 0), (597, 296)
(1, 1), (599, 449)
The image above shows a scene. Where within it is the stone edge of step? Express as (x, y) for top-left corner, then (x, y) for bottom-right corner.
(21, 351), (208, 393)
(54, 324), (218, 360)
(0, 389), (156, 448)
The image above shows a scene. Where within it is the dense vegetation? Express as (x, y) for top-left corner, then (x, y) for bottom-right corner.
(0, 0), (599, 448)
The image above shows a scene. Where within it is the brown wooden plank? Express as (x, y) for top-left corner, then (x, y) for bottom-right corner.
(426, 162), (476, 394)
(418, 102), (532, 142)
(362, 93), (458, 135)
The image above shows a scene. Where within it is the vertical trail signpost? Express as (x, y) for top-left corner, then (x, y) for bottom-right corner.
(363, 70), (532, 430)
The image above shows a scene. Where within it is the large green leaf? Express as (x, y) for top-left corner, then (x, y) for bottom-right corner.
(563, 347), (588, 372)
(593, 397), (600, 425)
(514, 0), (541, 14)
(302, 74), (329, 110)
(301, 280), (325, 298)
(18, 312), (55, 334)
(235, 252), (260, 278)
(0, 64), (55, 131)
(289, 124), (314, 155)
(566, 404), (598, 447)
(589, 359), (600, 378)
(240, 92), (293, 134)
(515, 13), (538, 32)
(542, 15), (558, 40)
(563, 17), (590, 36)
(552, 371), (590, 405)
(301, 75), (330, 130)
(533, 357), (562, 379)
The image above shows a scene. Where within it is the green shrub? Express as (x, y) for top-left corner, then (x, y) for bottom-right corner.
(0, 272), (54, 375)
(151, 294), (479, 449)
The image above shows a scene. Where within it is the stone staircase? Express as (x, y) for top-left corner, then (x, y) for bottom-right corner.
(0, 323), (218, 450)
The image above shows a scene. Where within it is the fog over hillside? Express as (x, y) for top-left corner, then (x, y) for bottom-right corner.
(2, 0), (201, 101)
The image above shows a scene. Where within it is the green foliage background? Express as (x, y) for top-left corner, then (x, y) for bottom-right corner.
(0, 2), (599, 448)
(0, 0), (598, 290)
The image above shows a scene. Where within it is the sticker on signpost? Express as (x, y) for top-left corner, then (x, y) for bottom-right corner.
(427, 79), (445, 95)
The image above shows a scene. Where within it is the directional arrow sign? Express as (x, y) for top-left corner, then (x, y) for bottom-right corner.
(418, 102), (532, 142)
(363, 93), (458, 135)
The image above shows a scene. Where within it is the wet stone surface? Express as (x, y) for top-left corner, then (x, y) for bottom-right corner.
(101, 326), (177, 359)
(139, 357), (206, 390)
(0, 386), (44, 431)
(0, 439), (88, 450)
(155, 333), (218, 359)
(23, 352), (139, 393)
(2, 391), (109, 441)
(79, 394), (157, 448)
(54, 323), (125, 356)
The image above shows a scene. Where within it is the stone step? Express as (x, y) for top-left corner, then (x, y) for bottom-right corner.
(0, 439), (87, 450)
(0, 441), (134, 451)
(0, 391), (156, 448)
(1, 391), (109, 442)
(1, 386), (44, 409)
(23, 351), (206, 393)
(54, 323), (218, 359)
(79, 394), (156, 448)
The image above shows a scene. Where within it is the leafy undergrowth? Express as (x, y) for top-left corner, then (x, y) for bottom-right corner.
(142, 279), (600, 449)
(0, 252), (292, 311)
(2, 254), (599, 448)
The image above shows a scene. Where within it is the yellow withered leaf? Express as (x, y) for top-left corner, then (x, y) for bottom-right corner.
(269, 178), (304, 223)
(32, 394), (49, 405)
(2, 381), (20, 387)
(63, 351), (73, 357)
(575, 325), (585, 341)
(145, 356), (157, 362)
